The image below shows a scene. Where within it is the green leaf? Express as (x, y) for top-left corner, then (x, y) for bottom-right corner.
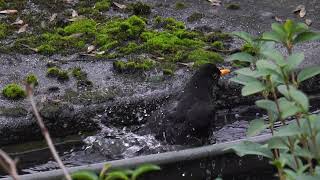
(256, 60), (278, 70)
(247, 119), (268, 137)
(287, 53), (304, 71)
(277, 85), (290, 99)
(294, 31), (320, 44)
(294, 146), (313, 159)
(261, 49), (286, 66)
(255, 99), (278, 113)
(296, 175), (320, 180)
(289, 88), (309, 112)
(232, 31), (254, 44)
(71, 171), (99, 180)
(272, 22), (287, 41)
(292, 22), (309, 34)
(284, 20), (294, 38)
(105, 172), (129, 180)
(297, 66), (320, 83)
(274, 122), (301, 137)
(267, 137), (289, 150)
(235, 67), (259, 77)
(230, 74), (258, 85)
(132, 164), (161, 180)
(230, 141), (273, 158)
(228, 52), (254, 63)
(278, 97), (300, 119)
(241, 81), (266, 96)
(262, 31), (283, 43)
(259, 41), (275, 51)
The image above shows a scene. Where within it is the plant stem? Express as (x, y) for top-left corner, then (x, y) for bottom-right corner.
(0, 150), (19, 180)
(26, 85), (72, 180)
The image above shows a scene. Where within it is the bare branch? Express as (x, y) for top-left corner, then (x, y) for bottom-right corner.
(0, 149), (19, 180)
(26, 85), (72, 180)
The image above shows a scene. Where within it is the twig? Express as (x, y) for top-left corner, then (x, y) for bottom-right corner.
(0, 149), (19, 180)
(26, 85), (72, 180)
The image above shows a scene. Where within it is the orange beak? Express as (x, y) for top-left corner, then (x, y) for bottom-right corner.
(220, 68), (230, 76)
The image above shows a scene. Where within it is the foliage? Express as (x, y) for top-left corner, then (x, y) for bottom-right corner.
(229, 20), (320, 180)
(25, 74), (39, 86)
(70, 164), (160, 180)
(2, 83), (26, 100)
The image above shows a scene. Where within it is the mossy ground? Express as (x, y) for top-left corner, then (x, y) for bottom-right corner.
(1, 0), (233, 74)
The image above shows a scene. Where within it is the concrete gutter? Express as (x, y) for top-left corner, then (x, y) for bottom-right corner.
(2, 134), (272, 180)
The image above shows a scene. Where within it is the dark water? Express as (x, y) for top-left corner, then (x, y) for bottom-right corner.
(1, 96), (320, 179)
(0, 104), (259, 176)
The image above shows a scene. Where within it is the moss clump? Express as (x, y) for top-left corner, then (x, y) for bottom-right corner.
(94, 0), (111, 11)
(129, 2), (152, 16)
(35, 32), (86, 54)
(96, 16), (146, 50)
(187, 12), (204, 22)
(241, 43), (258, 56)
(64, 18), (97, 35)
(2, 83), (26, 100)
(113, 59), (155, 73)
(175, 2), (187, 10)
(187, 49), (223, 65)
(226, 3), (240, 10)
(0, 23), (8, 39)
(143, 32), (204, 54)
(212, 41), (224, 50)
(119, 42), (142, 54)
(25, 74), (38, 86)
(204, 31), (232, 42)
(72, 67), (87, 80)
(154, 16), (185, 31)
(47, 67), (69, 81)
(163, 68), (174, 75)
(37, 44), (56, 54)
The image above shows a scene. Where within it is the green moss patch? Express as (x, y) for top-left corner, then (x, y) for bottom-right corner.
(2, 83), (26, 100)
(113, 59), (155, 73)
(25, 74), (39, 86)
(47, 67), (69, 81)
(187, 49), (223, 65)
(154, 16), (185, 31)
(94, 0), (111, 11)
(212, 41), (224, 50)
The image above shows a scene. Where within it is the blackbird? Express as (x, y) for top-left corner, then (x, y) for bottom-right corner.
(137, 64), (229, 145)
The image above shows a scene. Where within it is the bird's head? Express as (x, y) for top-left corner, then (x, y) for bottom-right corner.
(197, 63), (230, 80)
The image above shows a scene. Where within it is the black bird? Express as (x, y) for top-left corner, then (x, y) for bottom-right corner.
(137, 63), (229, 145)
